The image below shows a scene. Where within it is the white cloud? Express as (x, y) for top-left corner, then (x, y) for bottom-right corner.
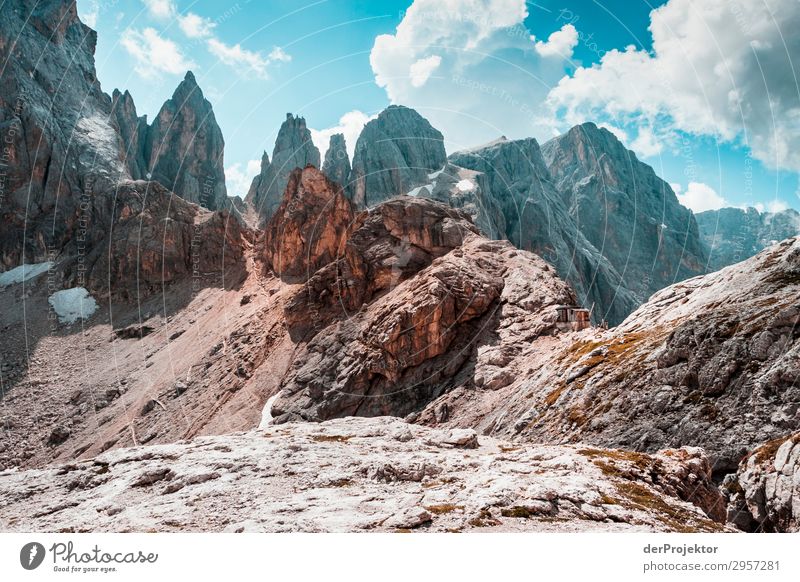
(268, 47), (292, 63)
(311, 110), (375, 160)
(226, 159), (262, 198)
(178, 13), (216, 39)
(533, 24), (578, 59)
(121, 27), (195, 78)
(207, 39), (268, 77)
(547, 0), (800, 172)
(79, 0), (99, 28)
(598, 123), (628, 144)
(409, 55), (442, 87)
(369, 0), (574, 150)
(207, 39), (289, 79)
(767, 200), (789, 213)
(630, 127), (662, 158)
(675, 182), (728, 213)
(142, 0), (176, 20)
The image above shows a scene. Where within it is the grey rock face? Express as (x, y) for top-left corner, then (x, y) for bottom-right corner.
(494, 237), (800, 476)
(726, 433), (800, 532)
(110, 89), (148, 180)
(247, 113), (320, 220)
(0, 0), (128, 268)
(321, 133), (351, 187)
(541, 122), (707, 306)
(349, 105), (447, 208)
(144, 71), (227, 210)
(450, 137), (638, 325)
(696, 206), (800, 271)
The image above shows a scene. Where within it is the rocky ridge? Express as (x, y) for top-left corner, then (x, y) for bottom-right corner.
(696, 206), (800, 271)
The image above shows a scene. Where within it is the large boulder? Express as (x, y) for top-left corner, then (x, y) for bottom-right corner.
(726, 433), (800, 532)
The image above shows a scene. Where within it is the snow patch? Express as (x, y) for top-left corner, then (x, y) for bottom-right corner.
(455, 179), (475, 192)
(427, 166), (445, 180)
(0, 262), (52, 287)
(259, 391), (282, 428)
(407, 184), (433, 197)
(48, 288), (98, 324)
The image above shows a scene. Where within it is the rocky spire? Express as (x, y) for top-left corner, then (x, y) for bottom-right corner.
(349, 105), (447, 208)
(246, 113), (321, 220)
(321, 133), (351, 187)
(144, 71), (228, 210)
(110, 89), (148, 180)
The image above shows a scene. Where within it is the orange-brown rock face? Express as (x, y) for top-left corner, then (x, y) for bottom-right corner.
(263, 180), (577, 422)
(263, 166), (354, 280)
(282, 195), (481, 340)
(75, 180), (248, 299)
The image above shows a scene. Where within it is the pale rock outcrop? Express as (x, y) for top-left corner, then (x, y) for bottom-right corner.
(726, 433), (800, 532)
(0, 417), (728, 533)
(424, 237), (800, 477)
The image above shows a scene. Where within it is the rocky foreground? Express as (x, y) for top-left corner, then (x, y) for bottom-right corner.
(0, 417), (729, 533)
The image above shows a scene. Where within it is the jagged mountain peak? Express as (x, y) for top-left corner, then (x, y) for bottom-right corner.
(245, 112), (321, 219)
(349, 105), (447, 208)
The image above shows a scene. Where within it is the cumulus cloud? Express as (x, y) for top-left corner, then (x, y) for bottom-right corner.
(533, 24), (578, 58)
(207, 39), (288, 79)
(630, 127), (663, 158)
(547, 0), (800, 171)
(674, 182), (729, 213)
(142, 0), (176, 20)
(178, 13), (216, 39)
(409, 55), (442, 88)
(121, 27), (195, 78)
(766, 200), (790, 213)
(369, 0), (575, 150)
(310, 110), (375, 160)
(226, 159), (262, 198)
(79, 0), (99, 28)
(268, 47), (292, 63)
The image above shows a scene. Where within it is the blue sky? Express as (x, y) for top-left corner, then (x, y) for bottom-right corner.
(79, 0), (800, 212)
